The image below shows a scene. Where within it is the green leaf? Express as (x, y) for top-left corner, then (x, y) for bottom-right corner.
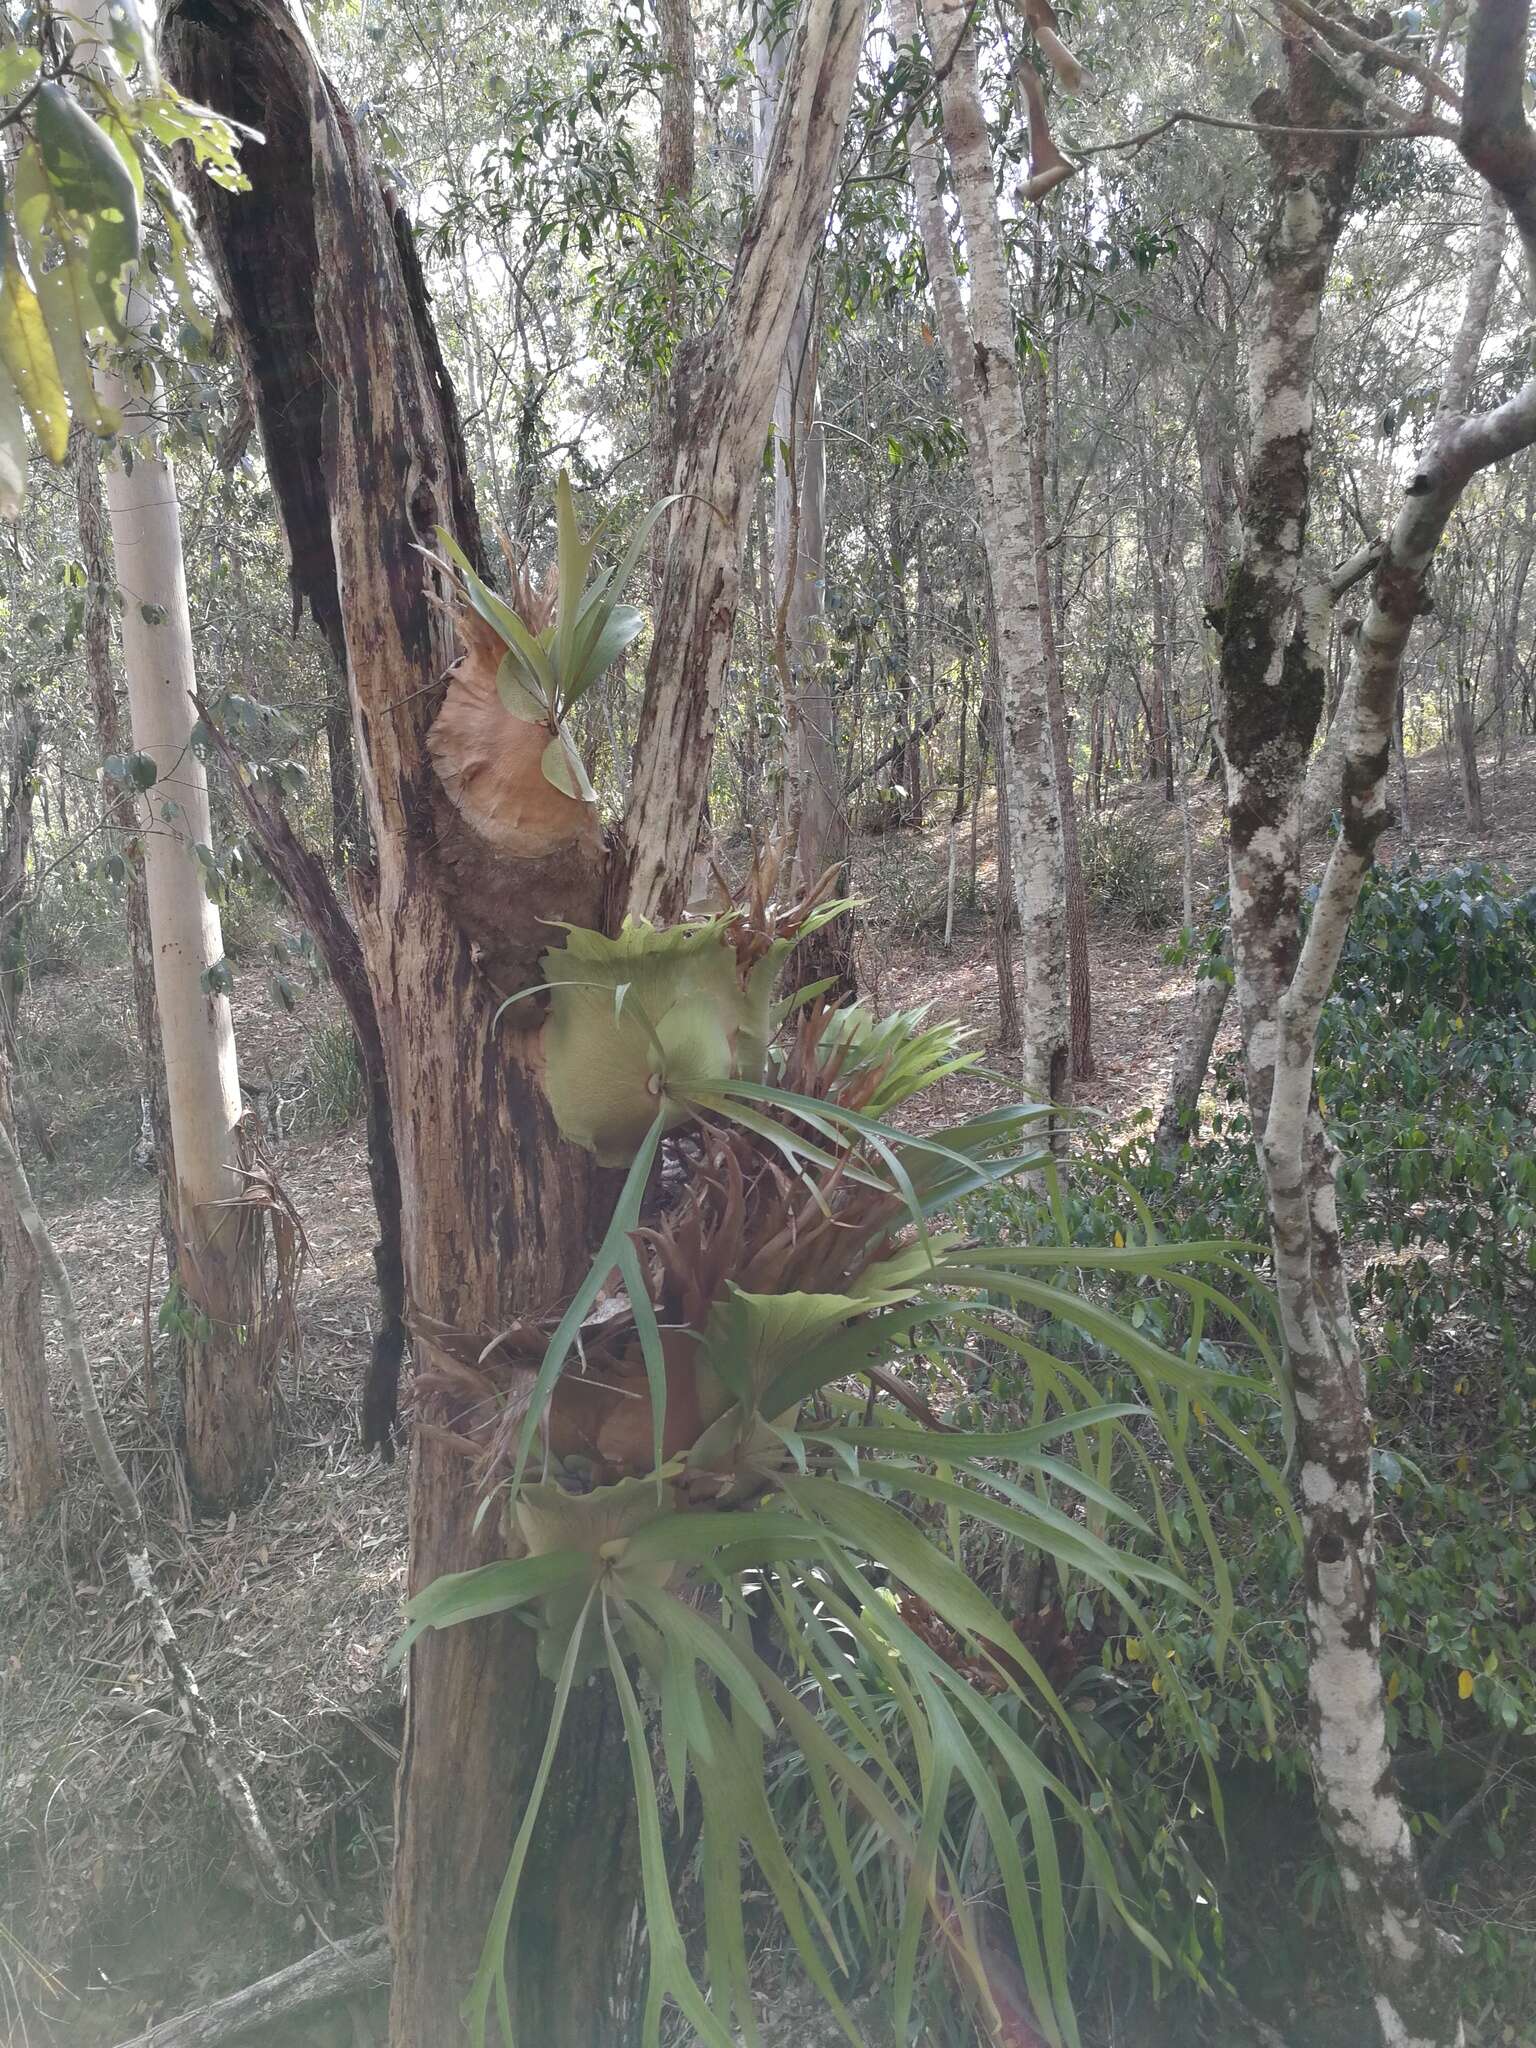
(494, 651), (548, 723)
(0, 363), (27, 517)
(0, 211), (69, 464)
(539, 729), (596, 802)
(620, 1581), (773, 1735)
(33, 87), (141, 326)
(0, 48), (41, 96)
(603, 1602), (737, 2048)
(461, 1589), (596, 2048)
(510, 1110), (667, 1490)
(389, 1549), (588, 1667)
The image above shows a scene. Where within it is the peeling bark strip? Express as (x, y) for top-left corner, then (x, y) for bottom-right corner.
(1219, 8), (1536, 2042)
(907, 0), (1071, 1109)
(622, 0), (864, 923)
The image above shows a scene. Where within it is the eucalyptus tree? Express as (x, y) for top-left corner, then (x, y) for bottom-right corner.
(164, 3), (864, 2040)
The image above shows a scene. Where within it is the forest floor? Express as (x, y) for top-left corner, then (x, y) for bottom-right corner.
(2, 735), (1533, 2047)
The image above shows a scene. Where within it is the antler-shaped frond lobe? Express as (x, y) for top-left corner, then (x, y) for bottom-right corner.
(1017, 57), (1078, 202)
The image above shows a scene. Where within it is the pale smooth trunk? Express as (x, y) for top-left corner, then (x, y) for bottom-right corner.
(97, 331), (271, 1507)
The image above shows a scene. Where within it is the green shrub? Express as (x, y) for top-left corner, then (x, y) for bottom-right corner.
(1080, 809), (1179, 932)
(299, 1020), (366, 1130)
(932, 855), (1536, 2023)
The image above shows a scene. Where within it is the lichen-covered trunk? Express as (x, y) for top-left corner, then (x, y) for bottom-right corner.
(912, 0), (1068, 1107)
(1211, 19), (1536, 2043)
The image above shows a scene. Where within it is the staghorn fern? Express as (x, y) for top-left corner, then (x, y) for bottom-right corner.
(397, 888), (1290, 2048)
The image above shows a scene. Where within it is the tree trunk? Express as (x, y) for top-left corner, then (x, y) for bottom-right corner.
(1215, 10), (1536, 2037)
(1028, 343), (1093, 1079)
(1452, 692), (1486, 828)
(0, 1050), (57, 1529)
(166, 3), (866, 2041)
(193, 706), (408, 1459)
(76, 435), (177, 1244)
(907, 0), (1069, 1107)
(96, 322), (274, 1510)
(1153, 958), (1231, 1167)
(757, 19), (854, 989)
(622, 0), (866, 924)
(650, 0), (696, 596)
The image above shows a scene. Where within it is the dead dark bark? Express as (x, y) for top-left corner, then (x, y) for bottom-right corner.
(163, 7), (630, 2039)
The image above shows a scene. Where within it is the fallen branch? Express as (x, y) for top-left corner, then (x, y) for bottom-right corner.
(0, 1115), (306, 1917)
(111, 1927), (389, 2047)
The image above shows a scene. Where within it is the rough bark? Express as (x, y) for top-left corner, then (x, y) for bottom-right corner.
(0, 1051), (57, 1529)
(193, 702), (407, 1459)
(110, 1928), (389, 2048)
(650, 0), (696, 596)
(166, 4), (866, 2041)
(163, 8), (629, 2038)
(910, 0), (1069, 1107)
(1029, 344), (1092, 1078)
(756, 18), (854, 989)
(622, 0), (865, 921)
(96, 309), (274, 1511)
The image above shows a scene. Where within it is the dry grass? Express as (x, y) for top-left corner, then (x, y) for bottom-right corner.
(1, 1111), (404, 2043)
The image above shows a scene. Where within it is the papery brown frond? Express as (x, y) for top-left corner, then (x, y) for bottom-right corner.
(1017, 58), (1078, 200)
(1021, 0), (1086, 92)
(497, 534), (560, 635)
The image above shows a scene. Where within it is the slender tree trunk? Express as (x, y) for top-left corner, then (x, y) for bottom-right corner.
(650, 0), (696, 597)
(76, 435), (177, 1239)
(96, 318), (274, 1510)
(0, 1050), (57, 1529)
(1453, 691), (1486, 827)
(903, 0), (1069, 1104)
(756, 19), (853, 987)
(1029, 345), (1093, 1078)
(1153, 958), (1231, 1167)
(622, 0), (865, 924)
